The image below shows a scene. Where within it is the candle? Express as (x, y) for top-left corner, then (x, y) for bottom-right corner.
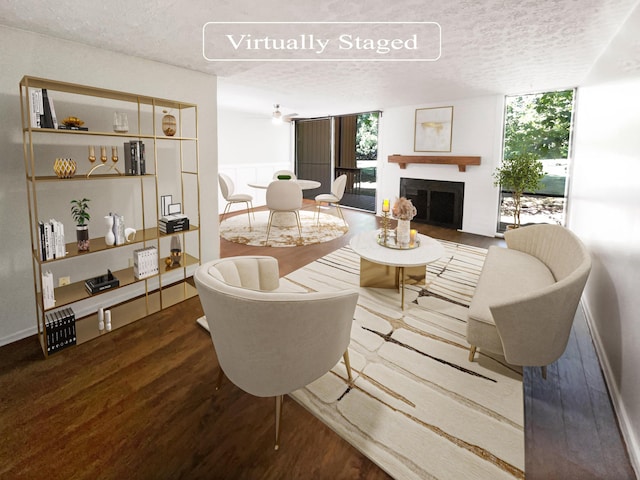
(382, 199), (390, 213)
(410, 229), (417, 246)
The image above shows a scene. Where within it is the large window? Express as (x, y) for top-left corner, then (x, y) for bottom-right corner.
(498, 90), (575, 231)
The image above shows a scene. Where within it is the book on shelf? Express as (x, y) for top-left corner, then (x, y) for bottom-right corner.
(39, 218), (66, 261)
(57, 125), (89, 131)
(133, 246), (159, 279)
(42, 270), (55, 310)
(159, 214), (189, 234)
(41, 89), (56, 129)
(44, 307), (76, 354)
(124, 140), (146, 175)
(29, 87), (43, 128)
(85, 270), (120, 294)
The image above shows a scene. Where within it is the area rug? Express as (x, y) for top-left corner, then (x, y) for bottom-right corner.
(219, 209), (348, 247)
(198, 240), (524, 479)
(282, 241), (524, 480)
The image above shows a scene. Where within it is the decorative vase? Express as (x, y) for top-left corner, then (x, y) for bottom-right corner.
(169, 235), (182, 267)
(162, 111), (176, 136)
(104, 215), (115, 246)
(76, 225), (90, 252)
(396, 219), (411, 247)
(53, 158), (77, 178)
(113, 112), (129, 133)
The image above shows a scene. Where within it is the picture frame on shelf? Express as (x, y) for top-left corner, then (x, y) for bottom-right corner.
(161, 195), (172, 217)
(168, 203), (182, 215)
(414, 106), (453, 152)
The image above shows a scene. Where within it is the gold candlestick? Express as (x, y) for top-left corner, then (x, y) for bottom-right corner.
(381, 199), (391, 245)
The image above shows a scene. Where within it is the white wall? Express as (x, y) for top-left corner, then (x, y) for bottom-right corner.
(377, 95), (504, 236)
(217, 107), (292, 207)
(0, 26), (219, 345)
(569, 4), (640, 471)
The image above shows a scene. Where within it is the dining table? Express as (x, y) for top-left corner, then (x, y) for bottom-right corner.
(247, 179), (321, 190)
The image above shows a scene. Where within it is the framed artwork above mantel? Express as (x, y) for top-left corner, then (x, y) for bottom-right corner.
(414, 106), (453, 152)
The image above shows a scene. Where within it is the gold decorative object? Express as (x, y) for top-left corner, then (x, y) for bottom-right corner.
(162, 110), (176, 136)
(87, 145), (121, 177)
(53, 158), (77, 178)
(61, 116), (84, 128)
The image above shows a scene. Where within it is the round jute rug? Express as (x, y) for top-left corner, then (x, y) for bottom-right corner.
(220, 209), (348, 247)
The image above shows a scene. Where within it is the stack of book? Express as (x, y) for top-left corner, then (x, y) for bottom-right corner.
(44, 307), (76, 354)
(133, 246), (159, 279)
(85, 270), (120, 294)
(124, 140), (146, 175)
(38, 219), (66, 261)
(159, 214), (189, 234)
(29, 88), (58, 129)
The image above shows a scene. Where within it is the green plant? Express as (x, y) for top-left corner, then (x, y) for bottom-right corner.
(70, 198), (91, 226)
(493, 153), (544, 227)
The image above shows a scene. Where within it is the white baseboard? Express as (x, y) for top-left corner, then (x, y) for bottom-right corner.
(581, 300), (640, 477)
(0, 326), (38, 347)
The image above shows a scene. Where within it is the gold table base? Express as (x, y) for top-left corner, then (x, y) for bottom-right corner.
(359, 258), (426, 310)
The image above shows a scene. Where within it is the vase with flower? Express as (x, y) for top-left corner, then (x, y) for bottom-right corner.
(392, 197), (417, 248)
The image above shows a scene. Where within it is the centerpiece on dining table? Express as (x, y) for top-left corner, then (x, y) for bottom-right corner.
(378, 197), (418, 249)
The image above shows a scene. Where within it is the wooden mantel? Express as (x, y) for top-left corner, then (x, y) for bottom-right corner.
(388, 154), (481, 172)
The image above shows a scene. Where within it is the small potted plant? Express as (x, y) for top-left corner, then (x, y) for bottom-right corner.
(493, 152), (544, 228)
(70, 198), (91, 251)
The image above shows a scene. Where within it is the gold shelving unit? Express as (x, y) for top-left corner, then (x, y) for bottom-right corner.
(20, 76), (200, 357)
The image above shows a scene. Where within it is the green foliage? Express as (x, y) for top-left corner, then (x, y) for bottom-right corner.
(70, 198), (91, 225)
(356, 112), (379, 160)
(494, 154), (545, 227)
(504, 90), (573, 160)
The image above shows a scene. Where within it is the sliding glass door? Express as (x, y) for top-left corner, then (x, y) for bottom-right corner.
(295, 112), (379, 210)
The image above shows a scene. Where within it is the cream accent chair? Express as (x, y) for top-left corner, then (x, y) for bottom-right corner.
(194, 256), (358, 450)
(272, 169), (297, 180)
(467, 224), (591, 377)
(218, 173), (254, 228)
(315, 174), (348, 226)
(265, 180), (303, 245)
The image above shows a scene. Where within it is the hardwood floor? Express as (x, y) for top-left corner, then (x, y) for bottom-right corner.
(1, 204), (634, 479)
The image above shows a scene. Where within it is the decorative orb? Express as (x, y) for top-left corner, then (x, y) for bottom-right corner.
(162, 113), (176, 136)
(53, 158), (77, 178)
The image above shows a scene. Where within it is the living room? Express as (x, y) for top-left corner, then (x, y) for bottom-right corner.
(1, 1), (639, 478)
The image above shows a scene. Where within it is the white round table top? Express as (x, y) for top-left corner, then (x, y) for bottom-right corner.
(247, 179), (321, 190)
(350, 230), (445, 267)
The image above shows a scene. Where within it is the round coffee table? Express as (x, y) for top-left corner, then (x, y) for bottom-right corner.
(350, 230), (445, 310)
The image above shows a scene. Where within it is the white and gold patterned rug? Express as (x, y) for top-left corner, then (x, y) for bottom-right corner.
(198, 240), (524, 479)
(283, 241), (524, 480)
(219, 209), (348, 247)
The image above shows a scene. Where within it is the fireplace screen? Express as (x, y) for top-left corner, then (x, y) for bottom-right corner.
(400, 178), (464, 229)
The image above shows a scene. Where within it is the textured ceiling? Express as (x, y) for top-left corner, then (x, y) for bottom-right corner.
(1, 0), (638, 117)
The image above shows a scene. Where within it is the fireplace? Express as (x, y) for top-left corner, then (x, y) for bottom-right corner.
(400, 178), (464, 229)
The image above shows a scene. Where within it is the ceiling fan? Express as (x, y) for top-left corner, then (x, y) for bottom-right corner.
(272, 104), (298, 124)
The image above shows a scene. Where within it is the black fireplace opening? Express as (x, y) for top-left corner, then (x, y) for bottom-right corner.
(400, 178), (464, 229)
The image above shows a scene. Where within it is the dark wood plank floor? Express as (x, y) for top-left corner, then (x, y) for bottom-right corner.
(0, 204), (634, 479)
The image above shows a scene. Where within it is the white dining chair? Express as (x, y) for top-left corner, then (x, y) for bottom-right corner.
(272, 169), (297, 180)
(265, 180), (303, 244)
(315, 174), (348, 226)
(218, 173), (254, 228)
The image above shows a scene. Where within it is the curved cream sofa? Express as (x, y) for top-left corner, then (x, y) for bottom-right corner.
(467, 224), (591, 368)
